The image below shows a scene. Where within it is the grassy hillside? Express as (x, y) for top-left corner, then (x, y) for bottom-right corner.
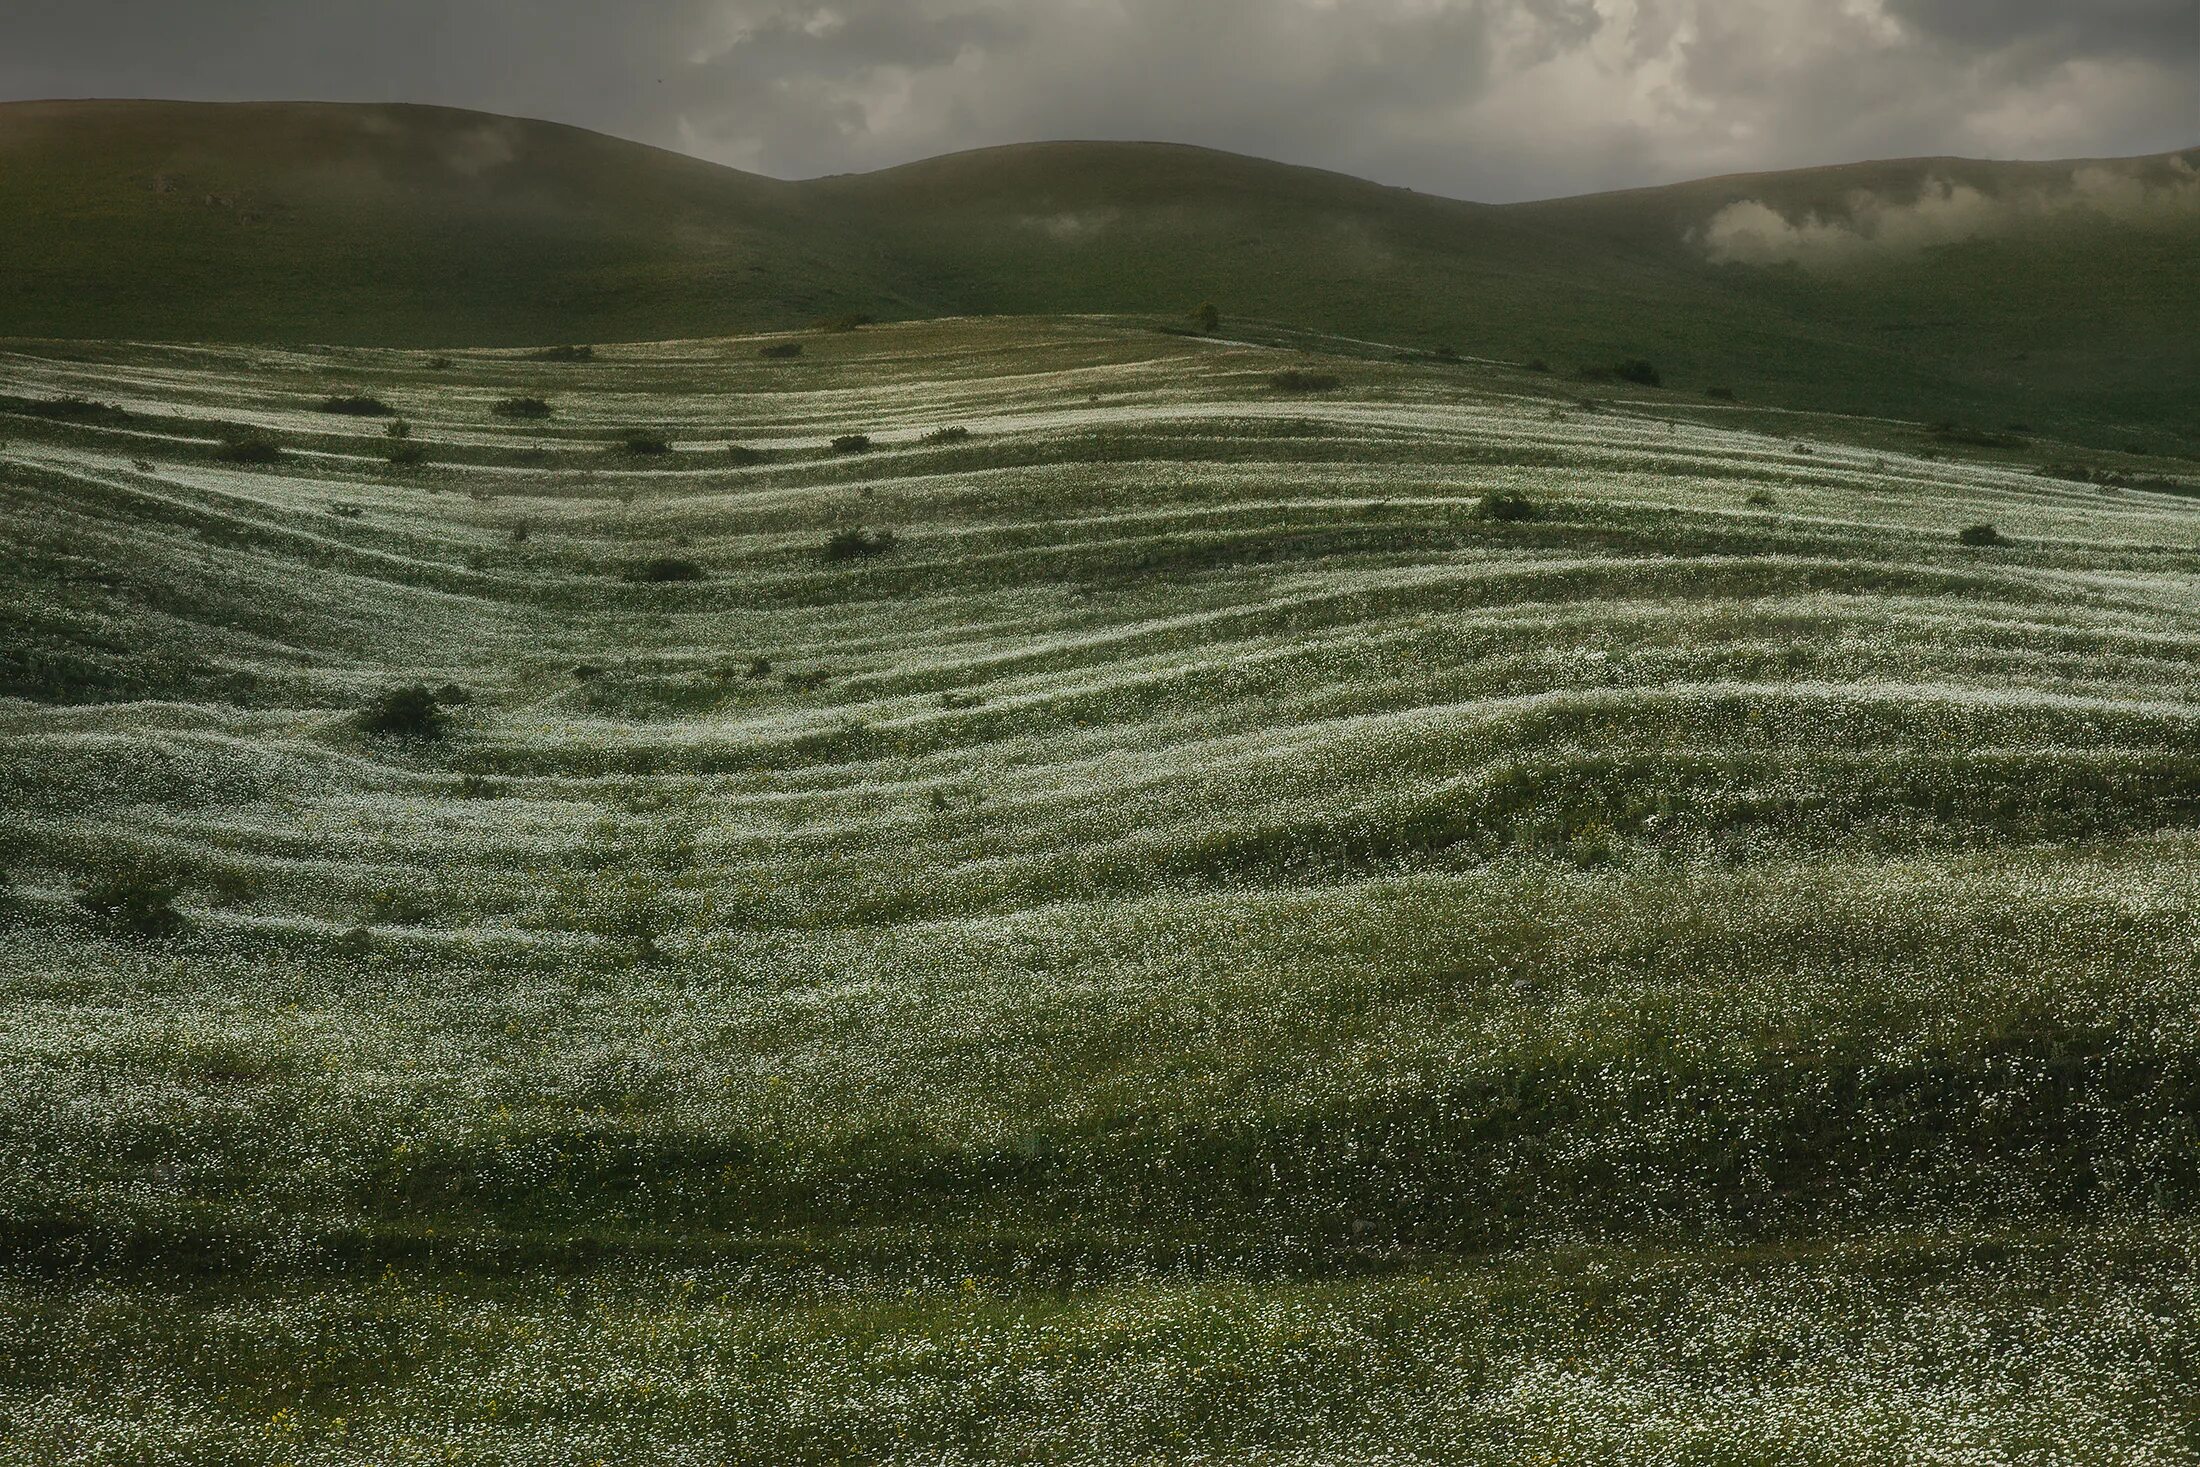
(0, 100), (892, 342)
(2, 101), (2194, 453)
(1, 318), (2195, 1461)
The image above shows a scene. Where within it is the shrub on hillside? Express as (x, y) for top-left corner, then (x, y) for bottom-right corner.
(492, 396), (553, 420)
(1520, 358), (1552, 374)
(825, 527), (897, 561)
(1704, 386), (1737, 401)
(726, 444), (768, 465)
(386, 419), (412, 439)
(922, 426), (971, 445)
(1475, 490), (1544, 523)
(1745, 490), (1776, 509)
(358, 684), (450, 740)
(629, 556), (706, 582)
(815, 313), (877, 333)
(1268, 369), (1342, 393)
(1191, 302), (1221, 334)
(1957, 523), (2009, 547)
(528, 345), (595, 362)
(831, 433), (874, 454)
(1612, 358), (1662, 387)
(758, 342), (804, 359)
(383, 442), (427, 467)
(76, 867), (186, 940)
(214, 432), (285, 464)
(618, 434), (672, 456)
(321, 394), (395, 417)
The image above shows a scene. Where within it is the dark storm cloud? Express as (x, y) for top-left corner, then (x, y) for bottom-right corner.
(1883, 0), (2199, 59)
(2, 1), (2193, 199)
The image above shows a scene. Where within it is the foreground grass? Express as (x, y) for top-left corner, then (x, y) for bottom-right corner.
(4, 1229), (2192, 1465)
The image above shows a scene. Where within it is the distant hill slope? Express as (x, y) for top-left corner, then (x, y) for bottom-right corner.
(2, 100), (2194, 452)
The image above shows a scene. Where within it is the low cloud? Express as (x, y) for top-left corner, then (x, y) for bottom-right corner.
(1017, 208), (1121, 241)
(1697, 156), (2200, 265)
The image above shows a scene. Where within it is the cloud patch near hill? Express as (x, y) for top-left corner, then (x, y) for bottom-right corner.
(1697, 157), (2200, 265)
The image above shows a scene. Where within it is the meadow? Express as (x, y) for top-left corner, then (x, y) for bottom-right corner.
(0, 316), (2196, 1463)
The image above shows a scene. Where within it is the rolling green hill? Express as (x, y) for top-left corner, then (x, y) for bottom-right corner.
(2, 317), (2196, 1462)
(2, 100), (2194, 453)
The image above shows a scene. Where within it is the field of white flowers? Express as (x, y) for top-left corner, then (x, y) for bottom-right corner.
(1, 317), (2195, 1463)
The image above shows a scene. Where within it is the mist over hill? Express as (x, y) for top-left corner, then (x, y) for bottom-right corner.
(2, 100), (2194, 453)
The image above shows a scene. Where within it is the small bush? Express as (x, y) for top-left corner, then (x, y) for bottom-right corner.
(922, 426), (971, 445)
(815, 313), (877, 333)
(1191, 302), (1221, 334)
(619, 434), (671, 456)
(456, 774), (507, 800)
(528, 345), (595, 362)
(758, 342), (804, 359)
(825, 527), (897, 561)
(1611, 358), (1662, 388)
(326, 502), (363, 519)
(321, 393), (395, 417)
(1521, 359), (1552, 374)
(1704, 386), (1736, 401)
(629, 556), (706, 582)
(1431, 345), (1461, 363)
(1474, 490), (1544, 523)
(1268, 369), (1342, 394)
(570, 663), (603, 681)
(492, 396), (553, 420)
(831, 433), (874, 454)
(357, 684), (449, 740)
(214, 433), (285, 464)
(726, 444), (768, 465)
(1745, 490), (1776, 509)
(426, 356), (454, 370)
(386, 419), (412, 440)
(1957, 523), (2009, 547)
(383, 442), (427, 467)
(744, 656), (773, 679)
(76, 867), (186, 940)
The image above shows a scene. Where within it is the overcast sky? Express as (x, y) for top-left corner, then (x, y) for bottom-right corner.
(3, 0), (2194, 199)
